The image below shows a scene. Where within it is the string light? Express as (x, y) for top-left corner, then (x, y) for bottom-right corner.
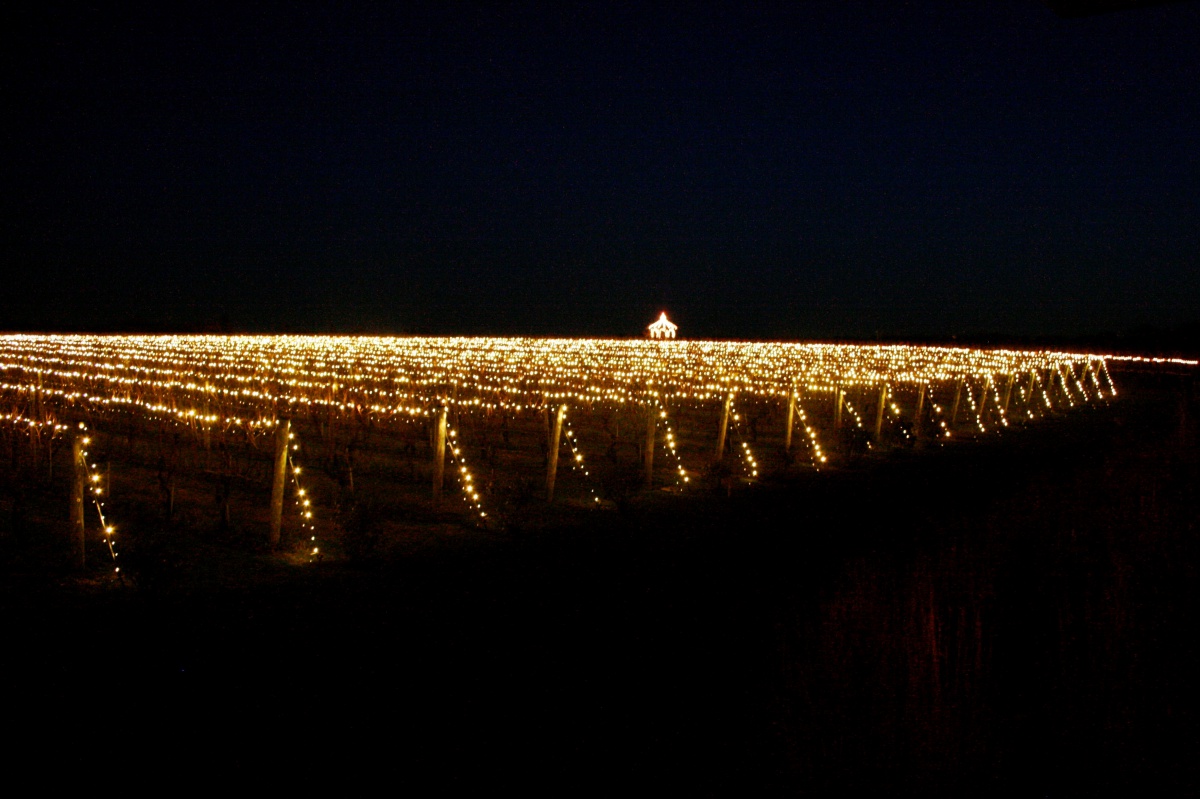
(1038, 371), (1054, 410)
(76, 423), (122, 575)
(655, 405), (691, 486)
(728, 402), (759, 479)
(1075, 364), (1094, 405)
(841, 398), (865, 429)
(1100, 359), (1117, 396)
(1086, 361), (1105, 399)
(961, 382), (986, 433)
(1057, 365), (1076, 408)
(446, 425), (487, 521)
(927, 387), (953, 438)
(887, 389), (908, 434)
(794, 397), (827, 466)
(285, 430), (320, 561)
(560, 412), (605, 503)
(983, 376), (1008, 428)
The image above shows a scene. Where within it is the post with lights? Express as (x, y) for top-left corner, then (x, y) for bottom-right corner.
(70, 433), (86, 569)
(546, 403), (566, 502)
(834, 386), (845, 430)
(1002, 373), (1015, 416)
(432, 404), (448, 502)
(269, 418), (291, 548)
(784, 381), (797, 452)
(873, 383), (888, 441)
(914, 383), (926, 437)
(715, 391), (733, 461)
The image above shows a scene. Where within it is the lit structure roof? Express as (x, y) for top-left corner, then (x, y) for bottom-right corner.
(648, 312), (678, 339)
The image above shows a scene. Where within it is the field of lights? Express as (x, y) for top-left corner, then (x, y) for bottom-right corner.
(0, 335), (1120, 563)
(1, 334), (1113, 422)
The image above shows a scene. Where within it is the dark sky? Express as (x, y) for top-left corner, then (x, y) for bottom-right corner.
(3, 1), (1198, 338)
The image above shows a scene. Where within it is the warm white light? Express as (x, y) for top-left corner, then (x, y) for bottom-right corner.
(647, 312), (678, 339)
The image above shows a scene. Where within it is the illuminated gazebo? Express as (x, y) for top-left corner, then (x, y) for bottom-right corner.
(647, 312), (678, 340)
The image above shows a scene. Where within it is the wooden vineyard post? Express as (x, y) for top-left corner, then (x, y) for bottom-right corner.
(715, 392), (733, 461)
(833, 387), (844, 430)
(432, 405), (448, 502)
(269, 418), (291, 548)
(873, 383), (887, 442)
(950, 377), (964, 427)
(546, 404), (566, 502)
(914, 383), (926, 437)
(70, 434), (86, 569)
(643, 407), (656, 489)
(784, 381), (797, 452)
(1002, 373), (1015, 416)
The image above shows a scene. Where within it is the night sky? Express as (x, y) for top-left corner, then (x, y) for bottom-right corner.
(3, 2), (1198, 339)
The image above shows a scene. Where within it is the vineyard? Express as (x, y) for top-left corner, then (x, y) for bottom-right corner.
(0, 334), (1116, 573)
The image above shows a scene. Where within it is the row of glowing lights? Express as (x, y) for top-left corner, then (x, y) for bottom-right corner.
(0, 358), (1116, 440)
(2, 355), (1108, 463)
(1, 336), (1116, 405)
(0, 356), (1095, 413)
(0, 359), (1107, 493)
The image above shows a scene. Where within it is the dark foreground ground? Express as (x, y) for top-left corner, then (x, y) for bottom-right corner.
(3, 368), (1197, 794)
